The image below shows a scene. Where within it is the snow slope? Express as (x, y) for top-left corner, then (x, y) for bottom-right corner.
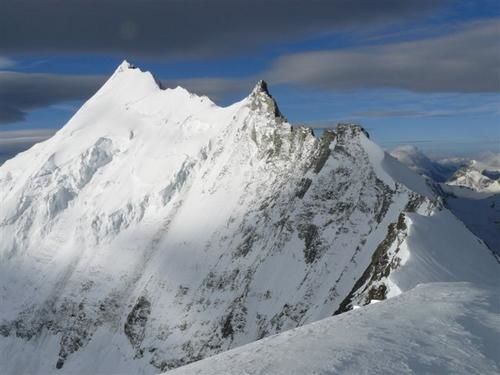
(169, 282), (500, 375)
(442, 188), (500, 258)
(0, 61), (498, 374)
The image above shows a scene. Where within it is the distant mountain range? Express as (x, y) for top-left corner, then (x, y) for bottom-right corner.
(391, 145), (500, 192)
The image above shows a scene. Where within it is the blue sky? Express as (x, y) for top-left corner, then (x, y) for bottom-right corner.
(0, 0), (499, 159)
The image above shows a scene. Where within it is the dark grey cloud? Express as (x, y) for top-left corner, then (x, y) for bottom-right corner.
(0, 71), (104, 123)
(265, 19), (500, 92)
(0, 128), (56, 164)
(0, 0), (442, 58)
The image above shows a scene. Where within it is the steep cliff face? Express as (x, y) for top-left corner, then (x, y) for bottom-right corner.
(0, 62), (497, 374)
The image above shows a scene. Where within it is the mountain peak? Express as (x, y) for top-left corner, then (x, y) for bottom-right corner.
(248, 79), (284, 120)
(114, 59), (137, 74)
(251, 80), (271, 96)
(98, 59), (163, 95)
(336, 123), (370, 139)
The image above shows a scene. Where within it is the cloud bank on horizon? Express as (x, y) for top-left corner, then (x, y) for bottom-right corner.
(0, 0), (498, 159)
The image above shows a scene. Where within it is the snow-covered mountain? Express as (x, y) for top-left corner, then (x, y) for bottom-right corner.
(447, 160), (500, 193)
(390, 145), (458, 182)
(444, 191), (500, 259)
(0, 61), (498, 374)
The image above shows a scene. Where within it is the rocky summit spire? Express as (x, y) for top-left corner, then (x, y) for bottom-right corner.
(251, 80), (271, 96)
(248, 79), (284, 120)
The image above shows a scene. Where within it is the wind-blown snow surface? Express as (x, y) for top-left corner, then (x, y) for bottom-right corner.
(169, 282), (500, 375)
(0, 62), (498, 374)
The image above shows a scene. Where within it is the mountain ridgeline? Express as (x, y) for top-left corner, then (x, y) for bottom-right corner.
(0, 62), (497, 374)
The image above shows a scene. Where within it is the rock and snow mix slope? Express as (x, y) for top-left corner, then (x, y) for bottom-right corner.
(0, 62), (498, 374)
(446, 160), (500, 193)
(169, 282), (500, 375)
